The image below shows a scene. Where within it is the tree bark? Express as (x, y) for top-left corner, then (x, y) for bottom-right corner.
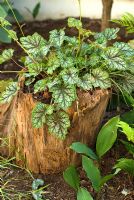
(0, 89), (110, 174)
(101, 0), (113, 31)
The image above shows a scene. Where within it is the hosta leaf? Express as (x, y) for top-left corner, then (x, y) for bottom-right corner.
(118, 121), (134, 143)
(77, 74), (93, 90)
(0, 82), (19, 103)
(60, 67), (78, 84)
(50, 84), (77, 110)
(68, 18), (82, 29)
(0, 49), (14, 64)
(103, 48), (127, 70)
(47, 111), (70, 139)
(32, 103), (54, 128)
(47, 52), (60, 74)
(92, 68), (111, 89)
(114, 158), (134, 176)
(34, 79), (48, 93)
(20, 32), (46, 55)
(113, 42), (134, 56)
(49, 29), (65, 47)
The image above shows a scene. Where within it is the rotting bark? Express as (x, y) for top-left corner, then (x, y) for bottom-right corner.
(101, 0), (113, 31)
(0, 89), (110, 174)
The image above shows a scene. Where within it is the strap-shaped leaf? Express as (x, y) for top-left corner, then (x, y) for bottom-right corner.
(113, 42), (134, 56)
(20, 32), (46, 55)
(49, 29), (65, 47)
(68, 17), (82, 29)
(103, 48), (127, 70)
(0, 49), (14, 64)
(47, 52), (60, 74)
(60, 67), (78, 84)
(0, 82), (19, 103)
(32, 103), (54, 128)
(47, 111), (70, 139)
(92, 68), (111, 89)
(77, 74), (93, 90)
(50, 83), (77, 110)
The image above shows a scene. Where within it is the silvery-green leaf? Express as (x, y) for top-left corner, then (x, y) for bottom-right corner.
(92, 68), (111, 89)
(34, 79), (48, 93)
(32, 103), (54, 128)
(0, 17), (11, 27)
(27, 63), (45, 76)
(95, 28), (119, 41)
(49, 29), (65, 47)
(113, 42), (134, 56)
(57, 52), (74, 68)
(8, 30), (18, 40)
(47, 111), (70, 139)
(60, 67), (78, 84)
(47, 52), (60, 74)
(50, 84), (77, 110)
(0, 49), (14, 64)
(77, 74), (94, 90)
(0, 82), (19, 103)
(68, 18), (82, 29)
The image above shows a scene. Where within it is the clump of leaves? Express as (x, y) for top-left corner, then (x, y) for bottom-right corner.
(0, 17), (134, 140)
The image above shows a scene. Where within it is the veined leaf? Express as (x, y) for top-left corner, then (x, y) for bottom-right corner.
(92, 68), (111, 89)
(32, 178), (44, 200)
(103, 48), (127, 70)
(20, 32), (46, 55)
(82, 155), (101, 192)
(70, 142), (98, 160)
(8, 30), (18, 41)
(114, 158), (134, 176)
(113, 42), (134, 56)
(77, 74), (93, 90)
(60, 67), (78, 84)
(34, 79), (48, 93)
(0, 49), (14, 64)
(117, 72), (134, 93)
(47, 52), (60, 74)
(58, 52), (74, 68)
(77, 187), (93, 200)
(47, 111), (70, 139)
(94, 28), (119, 41)
(0, 82), (19, 103)
(63, 166), (80, 191)
(49, 29), (65, 47)
(32, 103), (54, 128)
(27, 63), (45, 76)
(96, 116), (120, 158)
(0, 17), (11, 27)
(50, 84), (77, 110)
(68, 18), (82, 29)
(118, 121), (134, 143)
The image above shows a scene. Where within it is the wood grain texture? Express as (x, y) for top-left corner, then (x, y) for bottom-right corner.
(0, 89), (110, 174)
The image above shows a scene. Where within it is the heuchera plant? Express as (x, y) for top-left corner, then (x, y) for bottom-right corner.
(0, 17), (134, 139)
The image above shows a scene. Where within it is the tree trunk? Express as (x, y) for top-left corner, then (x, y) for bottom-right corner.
(0, 89), (110, 174)
(101, 0), (113, 31)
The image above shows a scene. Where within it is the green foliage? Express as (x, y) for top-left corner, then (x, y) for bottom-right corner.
(32, 179), (44, 200)
(26, 2), (41, 19)
(0, 48), (14, 64)
(114, 158), (134, 176)
(113, 13), (134, 33)
(120, 140), (134, 155)
(1, 17), (134, 139)
(0, 79), (13, 93)
(118, 121), (134, 143)
(96, 116), (120, 158)
(77, 188), (93, 200)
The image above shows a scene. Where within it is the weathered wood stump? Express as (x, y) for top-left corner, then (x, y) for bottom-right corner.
(0, 89), (109, 174)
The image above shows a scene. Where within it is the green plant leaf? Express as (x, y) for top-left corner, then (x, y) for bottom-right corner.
(49, 29), (65, 47)
(27, 63), (45, 76)
(32, 179), (44, 200)
(82, 156), (101, 192)
(0, 17), (11, 27)
(77, 187), (93, 200)
(47, 111), (70, 139)
(120, 140), (134, 155)
(0, 28), (11, 43)
(95, 28), (119, 41)
(0, 49), (14, 64)
(92, 68), (111, 89)
(0, 79), (13, 93)
(8, 30), (18, 41)
(47, 52), (60, 74)
(113, 42), (134, 56)
(121, 110), (134, 124)
(96, 116), (120, 158)
(0, 5), (7, 18)
(57, 52), (74, 68)
(77, 74), (93, 90)
(68, 18), (82, 29)
(34, 79), (48, 93)
(103, 48), (127, 70)
(32, 2), (41, 19)
(70, 142), (98, 160)
(118, 121), (134, 143)
(50, 84), (76, 110)
(117, 72), (134, 93)
(0, 82), (19, 103)
(8, 8), (24, 22)
(32, 103), (54, 128)
(20, 33), (46, 56)
(60, 67), (79, 84)
(63, 166), (80, 191)
(114, 158), (134, 176)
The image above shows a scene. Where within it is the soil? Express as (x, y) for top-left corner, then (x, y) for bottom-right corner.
(0, 18), (134, 200)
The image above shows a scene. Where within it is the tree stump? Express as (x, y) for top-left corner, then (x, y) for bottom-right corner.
(0, 89), (109, 174)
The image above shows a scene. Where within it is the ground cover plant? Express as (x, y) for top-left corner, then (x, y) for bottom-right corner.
(0, 16), (134, 140)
